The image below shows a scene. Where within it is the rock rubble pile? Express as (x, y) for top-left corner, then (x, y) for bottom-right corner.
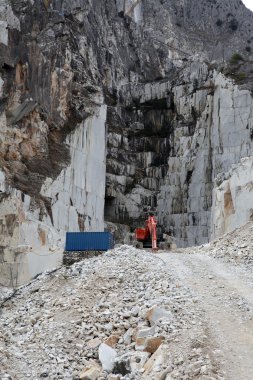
(0, 246), (222, 380)
(195, 222), (253, 266)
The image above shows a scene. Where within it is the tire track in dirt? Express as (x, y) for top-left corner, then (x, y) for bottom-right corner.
(159, 252), (253, 380)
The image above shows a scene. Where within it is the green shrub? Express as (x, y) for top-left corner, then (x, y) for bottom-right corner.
(230, 53), (244, 65)
(236, 72), (246, 80)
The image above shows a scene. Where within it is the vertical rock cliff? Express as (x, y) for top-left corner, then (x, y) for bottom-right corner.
(0, 0), (115, 283)
(105, 0), (253, 247)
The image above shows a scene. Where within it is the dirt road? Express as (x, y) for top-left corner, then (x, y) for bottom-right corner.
(159, 252), (253, 380)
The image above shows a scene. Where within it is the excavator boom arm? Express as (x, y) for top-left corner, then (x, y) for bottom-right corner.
(147, 216), (158, 251)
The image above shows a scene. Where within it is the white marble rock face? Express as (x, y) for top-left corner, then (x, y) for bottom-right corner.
(40, 105), (107, 234)
(161, 71), (253, 246)
(211, 156), (253, 240)
(0, 107), (107, 286)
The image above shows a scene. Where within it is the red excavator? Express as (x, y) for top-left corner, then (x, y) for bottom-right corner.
(134, 213), (173, 251)
(135, 213), (158, 251)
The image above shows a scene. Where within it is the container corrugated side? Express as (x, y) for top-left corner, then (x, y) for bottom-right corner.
(65, 232), (114, 251)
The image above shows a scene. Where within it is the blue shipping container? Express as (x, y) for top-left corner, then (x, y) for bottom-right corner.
(65, 232), (114, 252)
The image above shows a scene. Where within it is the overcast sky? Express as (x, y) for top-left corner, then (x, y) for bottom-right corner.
(242, 0), (253, 12)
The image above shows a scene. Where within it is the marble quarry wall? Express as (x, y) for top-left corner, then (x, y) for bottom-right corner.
(106, 64), (253, 247)
(211, 157), (253, 240)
